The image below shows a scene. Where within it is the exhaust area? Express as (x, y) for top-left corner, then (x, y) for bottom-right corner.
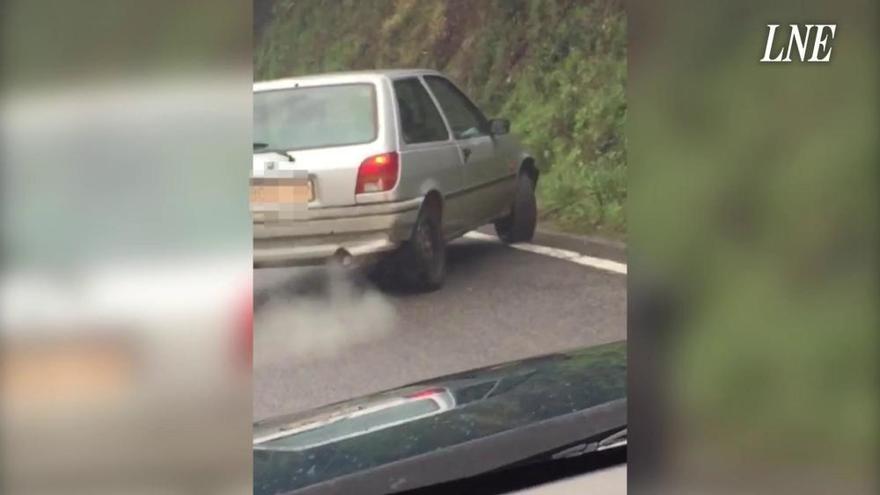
(253, 265), (396, 366)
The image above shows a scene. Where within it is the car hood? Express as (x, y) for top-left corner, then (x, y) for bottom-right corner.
(254, 340), (626, 494)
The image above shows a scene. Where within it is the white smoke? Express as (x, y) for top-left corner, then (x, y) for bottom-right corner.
(253, 265), (396, 365)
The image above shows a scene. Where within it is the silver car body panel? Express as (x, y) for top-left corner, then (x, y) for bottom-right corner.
(252, 69), (532, 266)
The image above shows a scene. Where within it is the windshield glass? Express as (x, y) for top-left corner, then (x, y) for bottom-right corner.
(253, 84), (377, 152)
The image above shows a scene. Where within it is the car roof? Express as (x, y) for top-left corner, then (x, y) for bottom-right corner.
(254, 69), (446, 92)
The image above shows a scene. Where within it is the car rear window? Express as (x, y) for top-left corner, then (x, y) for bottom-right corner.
(254, 83), (377, 152)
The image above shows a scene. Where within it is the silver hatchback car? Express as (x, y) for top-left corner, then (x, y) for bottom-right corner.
(252, 69), (537, 290)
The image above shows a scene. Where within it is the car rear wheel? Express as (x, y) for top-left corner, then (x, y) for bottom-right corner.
(398, 204), (446, 291)
(495, 174), (537, 243)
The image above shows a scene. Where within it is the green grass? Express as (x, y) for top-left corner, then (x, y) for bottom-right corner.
(256, 0), (627, 235)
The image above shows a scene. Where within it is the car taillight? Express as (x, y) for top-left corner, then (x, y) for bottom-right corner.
(355, 152), (399, 194)
(233, 282), (253, 371)
(406, 388), (444, 399)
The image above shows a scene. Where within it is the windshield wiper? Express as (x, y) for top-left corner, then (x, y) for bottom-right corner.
(253, 143), (294, 161)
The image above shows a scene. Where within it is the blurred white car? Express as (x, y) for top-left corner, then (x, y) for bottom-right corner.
(1, 79), (252, 494)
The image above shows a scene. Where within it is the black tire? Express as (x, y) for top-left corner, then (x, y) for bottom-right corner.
(494, 174), (537, 243)
(399, 204), (446, 291)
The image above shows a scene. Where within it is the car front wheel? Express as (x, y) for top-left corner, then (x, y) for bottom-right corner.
(494, 174), (537, 243)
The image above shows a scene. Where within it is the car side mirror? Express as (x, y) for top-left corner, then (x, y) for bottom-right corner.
(489, 118), (510, 135)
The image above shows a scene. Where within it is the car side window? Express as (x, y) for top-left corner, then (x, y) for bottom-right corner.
(393, 78), (450, 144)
(424, 76), (489, 140)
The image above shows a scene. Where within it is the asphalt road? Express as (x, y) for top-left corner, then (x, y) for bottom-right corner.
(253, 229), (626, 421)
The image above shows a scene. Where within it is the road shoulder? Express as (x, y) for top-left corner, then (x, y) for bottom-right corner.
(476, 225), (627, 264)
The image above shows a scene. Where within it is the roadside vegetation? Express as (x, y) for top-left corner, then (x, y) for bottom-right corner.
(255, 0), (626, 236)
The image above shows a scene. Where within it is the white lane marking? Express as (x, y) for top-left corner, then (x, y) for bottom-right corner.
(463, 231), (627, 275)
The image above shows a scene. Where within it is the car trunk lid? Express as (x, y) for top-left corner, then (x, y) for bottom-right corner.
(252, 144), (388, 207)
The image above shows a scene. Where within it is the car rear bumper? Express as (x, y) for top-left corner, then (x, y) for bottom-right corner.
(252, 197), (422, 267)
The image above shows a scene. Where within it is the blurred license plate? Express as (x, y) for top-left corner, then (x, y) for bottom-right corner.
(2, 341), (133, 408)
(250, 178), (313, 204)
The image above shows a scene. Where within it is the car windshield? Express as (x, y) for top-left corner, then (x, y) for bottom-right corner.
(253, 84), (377, 153)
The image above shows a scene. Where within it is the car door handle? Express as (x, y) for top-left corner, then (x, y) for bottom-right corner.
(462, 147), (472, 161)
